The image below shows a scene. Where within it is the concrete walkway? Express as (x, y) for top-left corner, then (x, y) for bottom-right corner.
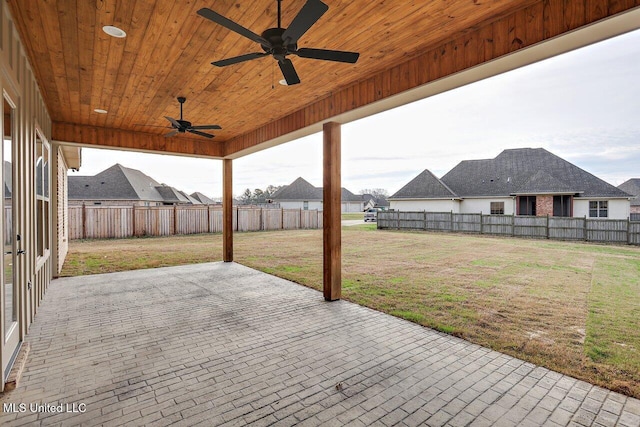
(0, 262), (638, 427)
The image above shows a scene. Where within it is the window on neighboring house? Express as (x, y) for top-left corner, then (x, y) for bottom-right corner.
(518, 196), (536, 216)
(589, 201), (608, 218)
(490, 202), (505, 215)
(553, 195), (572, 217)
(36, 134), (50, 258)
(303, 201), (309, 210)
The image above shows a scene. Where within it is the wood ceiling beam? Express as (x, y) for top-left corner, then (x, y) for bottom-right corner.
(223, 0), (640, 158)
(52, 122), (224, 158)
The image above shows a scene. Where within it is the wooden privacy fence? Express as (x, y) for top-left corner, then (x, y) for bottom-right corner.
(69, 205), (323, 240)
(377, 211), (640, 246)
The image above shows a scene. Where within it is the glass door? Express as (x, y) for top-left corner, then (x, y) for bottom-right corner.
(2, 93), (20, 381)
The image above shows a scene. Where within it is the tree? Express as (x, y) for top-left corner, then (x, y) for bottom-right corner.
(239, 188), (253, 204)
(359, 188), (389, 199)
(264, 184), (282, 198)
(253, 188), (265, 203)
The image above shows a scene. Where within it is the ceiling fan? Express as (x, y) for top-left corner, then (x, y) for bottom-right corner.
(164, 97), (221, 139)
(197, 0), (360, 85)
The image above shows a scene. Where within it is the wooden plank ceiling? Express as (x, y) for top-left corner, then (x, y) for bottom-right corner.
(7, 0), (639, 159)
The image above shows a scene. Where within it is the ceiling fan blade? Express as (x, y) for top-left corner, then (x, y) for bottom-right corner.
(188, 129), (215, 139)
(164, 130), (179, 138)
(278, 59), (300, 85)
(295, 48), (359, 63)
(197, 8), (269, 46)
(281, 0), (328, 45)
(213, 52), (268, 67)
(164, 116), (181, 129)
(190, 125), (222, 130)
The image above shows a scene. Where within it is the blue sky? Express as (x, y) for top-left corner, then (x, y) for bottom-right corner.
(73, 28), (640, 198)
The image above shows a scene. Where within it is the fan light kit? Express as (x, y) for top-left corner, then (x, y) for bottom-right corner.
(102, 25), (126, 38)
(164, 97), (222, 139)
(197, 0), (359, 85)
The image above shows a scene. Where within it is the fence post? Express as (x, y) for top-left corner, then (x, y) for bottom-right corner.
(511, 213), (515, 237)
(207, 205), (211, 233)
(132, 204), (136, 237)
(584, 215), (587, 242)
(82, 203), (86, 239)
(300, 208), (303, 229)
(424, 211), (427, 230)
(450, 211), (454, 232)
(546, 214), (550, 239)
(480, 212), (483, 234)
(173, 205), (178, 235)
(281, 208), (284, 230)
(628, 217), (631, 245)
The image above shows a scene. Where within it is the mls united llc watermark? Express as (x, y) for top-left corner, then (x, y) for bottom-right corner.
(3, 402), (87, 413)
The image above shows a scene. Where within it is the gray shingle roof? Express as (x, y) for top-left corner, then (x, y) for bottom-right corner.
(69, 164), (195, 204)
(69, 164), (152, 201)
(271, 177), (362, 202)
(515, 170), (579, 195)
(271, 177), (321, 200)
(618, 179), (640, 206)
(190, 192), (216, 204)
(399, 148), (630, 199)
(390, 169), (459, 199)
(155, 185), (190, 203)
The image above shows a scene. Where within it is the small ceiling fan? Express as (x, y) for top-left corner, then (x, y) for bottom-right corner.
(163, 97), (221, 139)
(197, 0), (360, 85)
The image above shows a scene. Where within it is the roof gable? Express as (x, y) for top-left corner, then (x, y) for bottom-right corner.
(191, 192), (216, 204)
(271, 177), (362, 203)
(619, 179), (640, 206)
(155, 185), (190, 203)
(272, 177), (321, 200)
(390, 169), (458, 199)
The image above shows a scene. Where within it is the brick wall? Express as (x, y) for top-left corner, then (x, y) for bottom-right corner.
(536, 195), (553, 217)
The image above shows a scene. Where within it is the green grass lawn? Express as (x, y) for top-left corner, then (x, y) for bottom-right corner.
(61, 227), (640, 398)
(341, 212), (364, 220)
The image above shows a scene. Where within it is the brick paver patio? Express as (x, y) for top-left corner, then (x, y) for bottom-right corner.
(1, 262), (638, 426)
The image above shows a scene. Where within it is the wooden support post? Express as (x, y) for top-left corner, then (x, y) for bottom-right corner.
(323, 122), (341, 301)
(223, 159), (233, 262)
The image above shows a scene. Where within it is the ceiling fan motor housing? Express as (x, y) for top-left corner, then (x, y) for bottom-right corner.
(261, 28), (297, 57)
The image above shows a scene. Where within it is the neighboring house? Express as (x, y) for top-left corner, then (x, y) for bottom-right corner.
(618, 179), (640, 214)
(389, 148), (633, 220)
(362, 194), (390, 211)
(191, 191), (218, 205)
(69, 164), (197, 206)
(270, 177), (364, 212)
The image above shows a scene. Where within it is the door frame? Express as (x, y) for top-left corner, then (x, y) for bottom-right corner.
(1, 82), (22, 384)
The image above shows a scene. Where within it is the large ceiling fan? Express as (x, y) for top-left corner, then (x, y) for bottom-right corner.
(164, 97), (221, 139)
(197, 0), (360, 85)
